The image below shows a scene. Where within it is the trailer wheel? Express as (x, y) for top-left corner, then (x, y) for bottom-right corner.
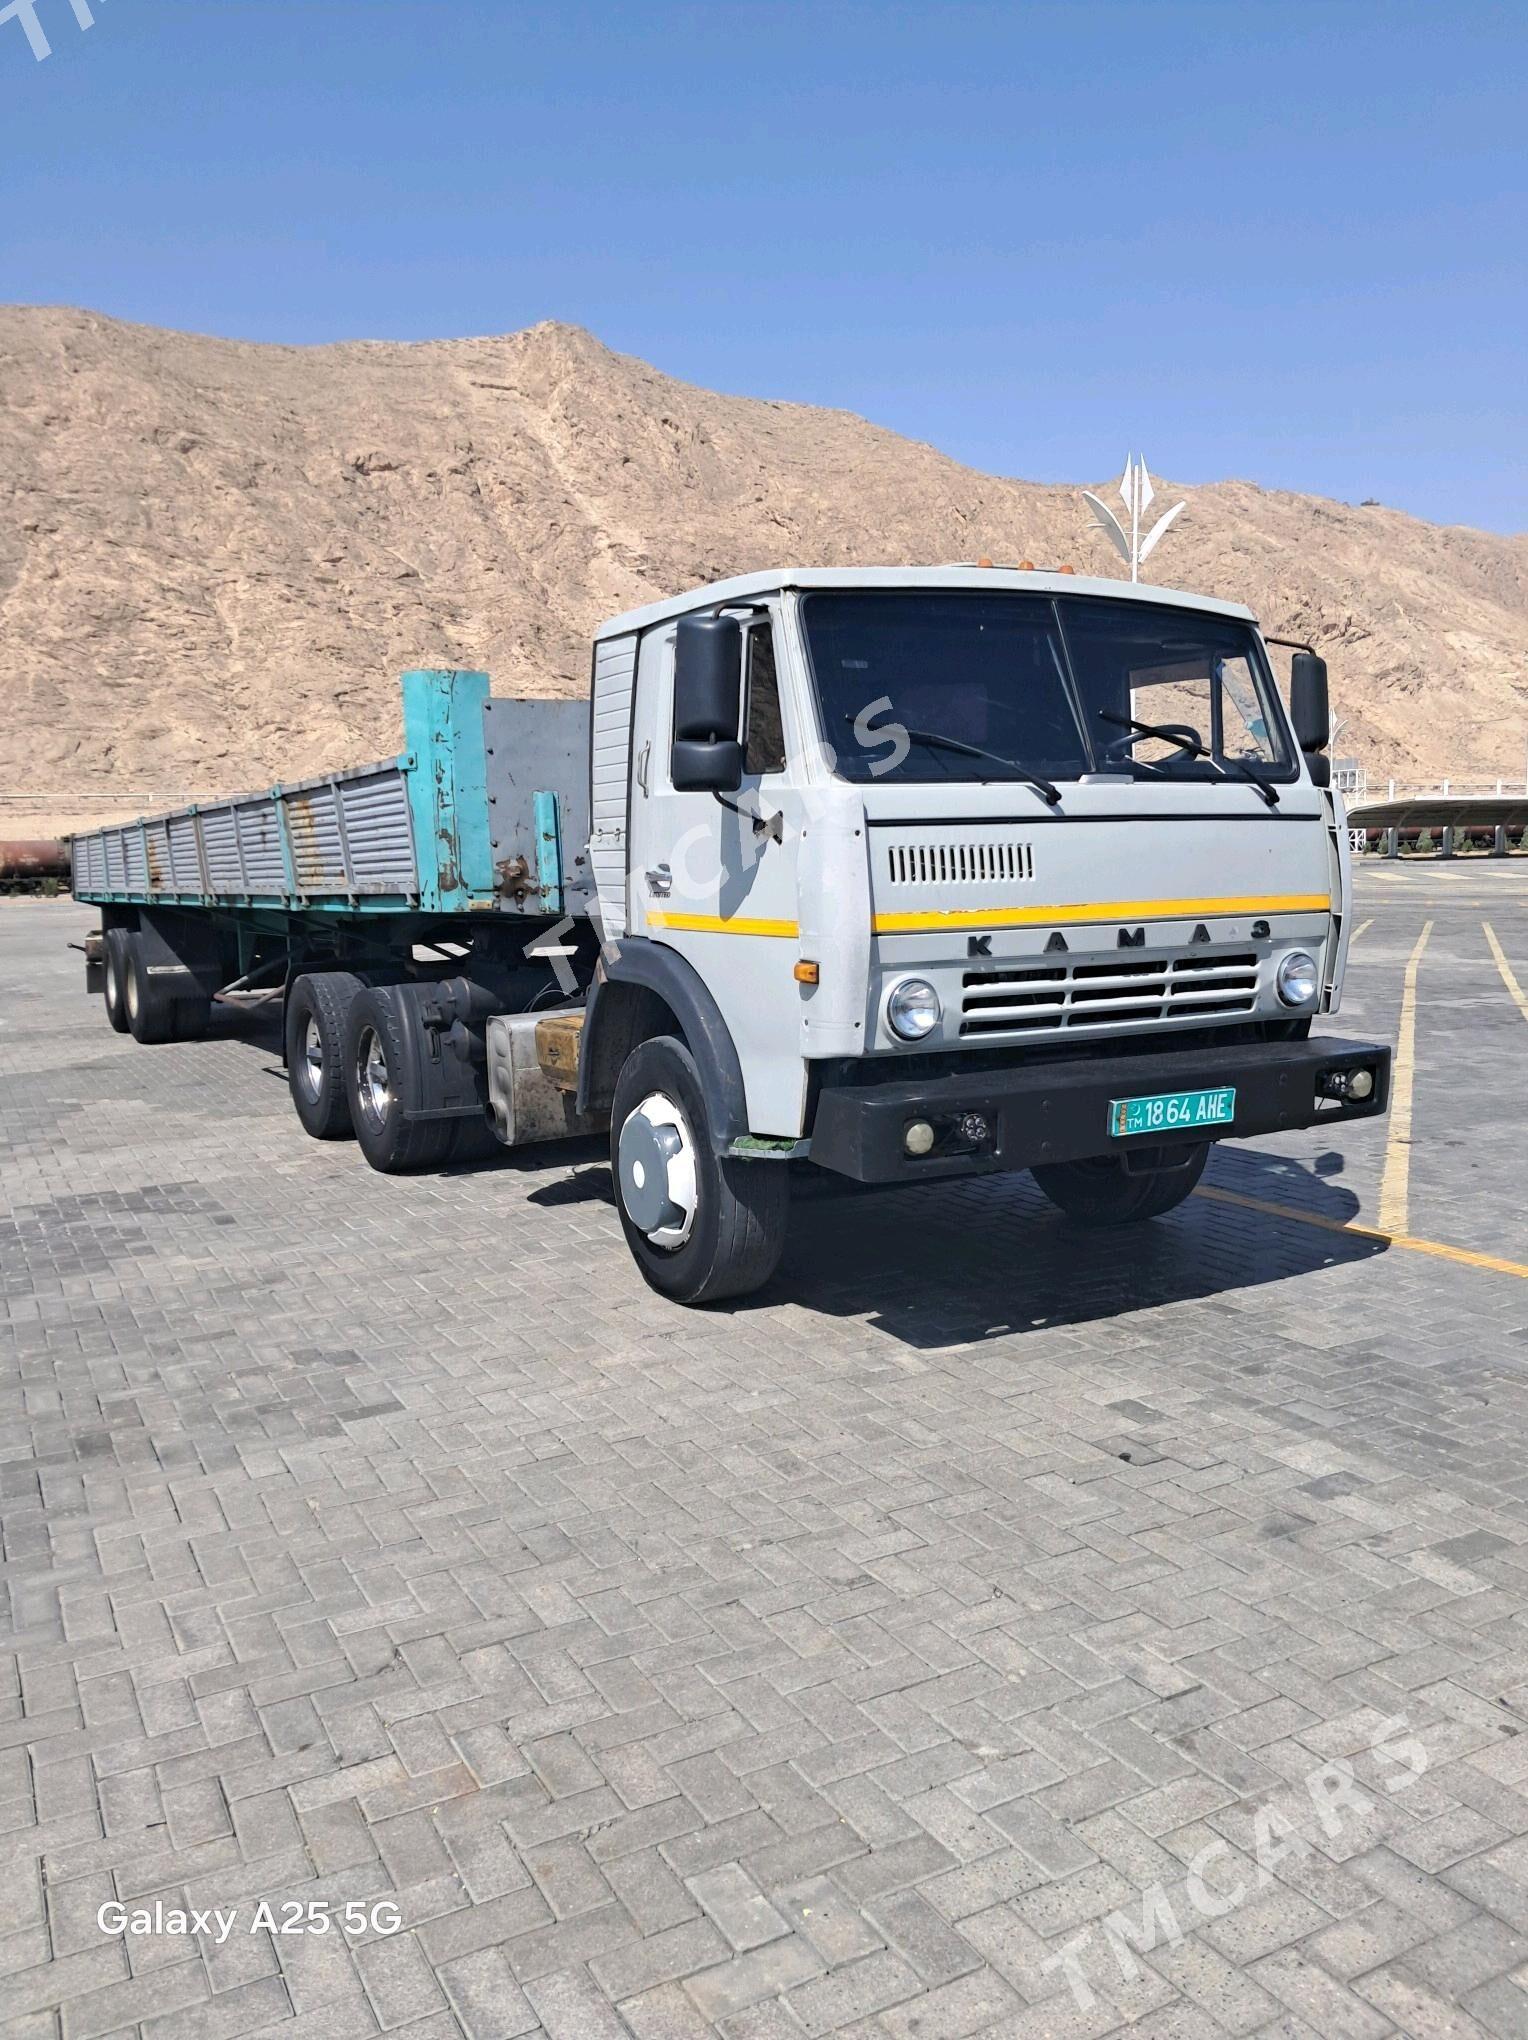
(122, 932), (180, 1044)
(610, 1035), (788, 1305)
(103, 928), (131, 1033)
(342, 985), (458, 1173)
(174, 993), (214, 1041)
(286, 972), (364, 1140)
(1032, 1141), (1209, 1226)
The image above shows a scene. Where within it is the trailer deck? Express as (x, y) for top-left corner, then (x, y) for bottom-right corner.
(70, 668), (592, 921)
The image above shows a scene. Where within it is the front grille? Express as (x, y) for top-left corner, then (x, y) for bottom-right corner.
(960, 950), (1260, 1036)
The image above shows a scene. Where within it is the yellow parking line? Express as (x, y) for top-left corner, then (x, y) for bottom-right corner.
(1484, 922), (1528, 1022)
(1196, 1185), (1528, 1280)
(1350, 918), (1374, 943)
(1376, 921), (1432, 1235)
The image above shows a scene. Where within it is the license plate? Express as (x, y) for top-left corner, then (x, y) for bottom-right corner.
(1108, 1086), (1236, 1138)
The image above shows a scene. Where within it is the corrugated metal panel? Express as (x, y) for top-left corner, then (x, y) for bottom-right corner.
(285, 784), (345, 890)
(168, 813), (202, 890)
(589, 633), (637, 936)
(235, 801), (287, 892)
(201, 807), (242, 890)
(144, 820), (173, 892)
(342, 771), (415, 889)
(123, 828), (148, 890)
(71, 737), (420, 907)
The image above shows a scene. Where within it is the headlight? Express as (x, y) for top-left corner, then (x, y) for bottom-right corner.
(887, 977), (941, 1040)
(1276, 949), (1320, 1007)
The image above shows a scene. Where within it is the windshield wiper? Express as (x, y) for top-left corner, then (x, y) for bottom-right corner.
(1096, 710), (1279, 808)
(878, 723), (1063, 806)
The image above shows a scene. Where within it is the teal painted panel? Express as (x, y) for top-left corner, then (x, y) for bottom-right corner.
(533, 789), (563, 914)
(400, 669), (494, 913)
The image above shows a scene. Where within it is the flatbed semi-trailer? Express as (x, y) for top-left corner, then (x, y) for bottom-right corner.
(72, 565), (1393, 1302)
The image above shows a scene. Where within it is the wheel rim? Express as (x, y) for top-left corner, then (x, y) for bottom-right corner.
(357, 1025), (391, 1125)
(617, 1090), (698, 1249)
(105, 956), (118, 1008)
(125, 960), (139, 1021)
(300, 1014), (325, 1100)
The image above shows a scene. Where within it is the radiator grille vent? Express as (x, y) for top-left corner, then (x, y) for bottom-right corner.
(886, 839), (1034, 886)
(960, 950), (1260, 1037)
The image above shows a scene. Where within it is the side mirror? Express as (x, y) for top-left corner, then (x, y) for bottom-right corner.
(1289, 651), (1330, 754)
(671, 614), (744, 792)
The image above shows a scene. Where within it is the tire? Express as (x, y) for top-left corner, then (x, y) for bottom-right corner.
(446, 1112), (501, 1164)
(286, 971), (364, 1140)
(103, 928), (131, 1033)
(342, 984), (458, 1173)
(610, 1035), (788, 1305)
(123, 932), (179, 1044)
(1032, 1140), (1209, 1226)
(175, 991), (215, 1041)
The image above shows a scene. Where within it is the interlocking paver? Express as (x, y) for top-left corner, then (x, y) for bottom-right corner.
(5, 877), (1528, 2035)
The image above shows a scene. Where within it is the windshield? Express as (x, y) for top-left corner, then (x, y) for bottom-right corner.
(801, 590), (1294, 785)
(1060, 597), (1290, 778)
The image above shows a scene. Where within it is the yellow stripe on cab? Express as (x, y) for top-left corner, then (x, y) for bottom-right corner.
(872, 893), (1330, 936)
(646, 911), (800, 938)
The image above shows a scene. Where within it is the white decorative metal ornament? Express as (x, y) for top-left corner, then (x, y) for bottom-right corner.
(1082, 455), (1186, 582)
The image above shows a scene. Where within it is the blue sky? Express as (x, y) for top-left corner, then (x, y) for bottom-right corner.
(3, 0), (1523, 531)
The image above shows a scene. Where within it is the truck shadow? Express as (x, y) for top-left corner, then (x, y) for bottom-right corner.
(769, 1146), (1386, 1347)
(229, 1003), (1386, 1347)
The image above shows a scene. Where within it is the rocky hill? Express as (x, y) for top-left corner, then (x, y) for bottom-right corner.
(3, 306), (1526, 834)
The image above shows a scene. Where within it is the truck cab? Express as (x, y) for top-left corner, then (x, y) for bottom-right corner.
(580, 566), (1389, 1298)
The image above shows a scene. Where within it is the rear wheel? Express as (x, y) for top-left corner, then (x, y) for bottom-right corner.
(123, 932), (178, 1044)
(1032, 1141), (1209, 1225)
(611, 1035), (789, 1305)
(343, 985), (458, 1173)
(286, 971), (364, 1139)
(103, 928), (131, 1033)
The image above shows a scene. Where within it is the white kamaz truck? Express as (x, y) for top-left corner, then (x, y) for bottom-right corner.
(73, 566), (1390, 1303)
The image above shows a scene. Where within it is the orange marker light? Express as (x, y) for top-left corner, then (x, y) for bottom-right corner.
(977, 555), (994, 568)
(1058, 563), (1076, 574)
(1017, 559), (1035, 570)
(794, 960), (820, 984)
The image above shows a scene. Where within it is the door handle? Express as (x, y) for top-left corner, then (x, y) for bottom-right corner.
(645, 863), (672, 898)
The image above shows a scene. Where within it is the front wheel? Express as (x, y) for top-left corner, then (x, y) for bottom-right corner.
(1032, 1141), (1209, 1225)
(611, 1035), (788, 1305)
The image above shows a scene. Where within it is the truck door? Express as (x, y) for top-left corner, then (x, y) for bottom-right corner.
(628, 610), (807, 1133)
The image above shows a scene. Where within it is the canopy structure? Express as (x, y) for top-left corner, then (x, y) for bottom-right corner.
(1348, 792), (1528, 847)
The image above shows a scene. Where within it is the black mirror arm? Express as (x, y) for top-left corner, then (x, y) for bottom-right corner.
(714, 790), (782, 842)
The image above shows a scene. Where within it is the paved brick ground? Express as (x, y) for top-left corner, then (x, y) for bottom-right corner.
(4, 866), (1528, 2039)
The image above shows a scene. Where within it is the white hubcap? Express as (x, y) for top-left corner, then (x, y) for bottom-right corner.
(617, 1091), (699, 1248)
(301, 1014), (325, 1098)
(358, 1026), (391, 1123)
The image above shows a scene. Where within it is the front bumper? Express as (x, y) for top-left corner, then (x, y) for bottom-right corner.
(807, 1034), (1391, 1183)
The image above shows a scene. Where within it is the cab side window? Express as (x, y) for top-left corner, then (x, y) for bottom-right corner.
(743, 624), (787, 775)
